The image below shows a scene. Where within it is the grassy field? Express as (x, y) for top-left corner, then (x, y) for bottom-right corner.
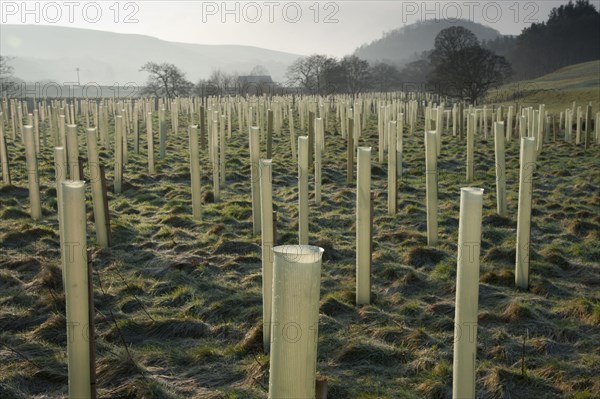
(487, 60), (600, 115)
(0, 104), (599, 398)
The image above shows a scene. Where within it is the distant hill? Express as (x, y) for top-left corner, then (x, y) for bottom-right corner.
(0, 25), (302, 85)
(487, 60), (600, 114)
(354, 19), (502, 67)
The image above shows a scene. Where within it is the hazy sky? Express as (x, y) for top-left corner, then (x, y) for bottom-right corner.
(2, 0), (596, 56)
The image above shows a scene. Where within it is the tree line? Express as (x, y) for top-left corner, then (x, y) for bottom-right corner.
(283, 27), (511, 104)
(139, 63), (273, 98)
(484, 0), (600, 80)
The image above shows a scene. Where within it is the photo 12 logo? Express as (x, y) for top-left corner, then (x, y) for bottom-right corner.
(400, 1), (542, 25)
(2, 81), (140, 100)
(1, 1), (140, 24)
(201, 1), (340, 24)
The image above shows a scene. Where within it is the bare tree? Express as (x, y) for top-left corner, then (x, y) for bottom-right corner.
(286, 57), (315, 93)
(0, 56), (16, 94)
(286, 54), (336, 94)
(0, 56), (14, 78)
(340, 55), (371, 96)
(430, 26), (479, 65)
(207, 68), (239, 95)
(309, 55), (334, 95)
(249, 65), (269, 76)
(370, 62), (402, 92)
(429, 27), (512, 103)
(140, 62), (193, 98)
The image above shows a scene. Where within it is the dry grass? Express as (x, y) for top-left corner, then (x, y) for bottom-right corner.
(486, 60), (600, 115)
(0, 101), (599, 398)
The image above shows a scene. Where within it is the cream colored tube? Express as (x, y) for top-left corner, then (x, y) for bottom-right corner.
(315, 118), (322, 206)
(378, 106), (384, 164)
(596, 112), (600, 144)
(133, 103), (139, 154)
(267, 109), (274, 159)
(250, 126), (261, 235)
(268, 245), (323, 399)
(189, 125), (202, 221)
(494, 122), (507, 217)
(425, 131), (438, 246)
(483, 105), (488, 139)
(520, 115), (527, 139)
(466, 114), (474, 183)
(146, 112), (155, 175)
(66, 124), (80, 181)
(388, 121), (397, 215)
(23, 125), (42, 220)
(452, 105), (457, 136)
(220, 114), (226, 185)
(33, 109), (40, 153)
(260, 159), (274, 353)
(576, 107), (581, 144)
(346, 118), (354, 184)
(289, 109), (296, 159)
(506, 106), (514, 143)
(436, 105), (443, 156)
(452, 187), (484, 399)
(59, 114), (66, 148)
(537, 104), (545, 154)
(356, 146), (371, 305)
(0, 113), (10, 184)
(397, 113), (403, 179)
(567, 110), (573, 142)
(61, 181), (92, 399)
(212, 119), (220, 202)
(54, 147), (67, 282)
(515, 137), (536, 289)
(298, 136), (309, 245)
(85, 128), (109, 248)
(114, 115), (123, 194)
(159, 108), (166, 158)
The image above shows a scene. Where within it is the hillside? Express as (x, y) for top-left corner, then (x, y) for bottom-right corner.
(0, 25), (302, 85)
(488, 60), (600, 114)
(354, 19), (502, 67)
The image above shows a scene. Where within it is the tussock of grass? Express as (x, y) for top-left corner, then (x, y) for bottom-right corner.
(104, 319), (211, 344)
(480, 268), (514, 286)
(501, 301), (535, 322)
(30, 313), (66, 345)
(337, 339), (410, 367)
(555, 298), (600, 325)
(320, 295), (355, 317)
(402, 246), (446, 268)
